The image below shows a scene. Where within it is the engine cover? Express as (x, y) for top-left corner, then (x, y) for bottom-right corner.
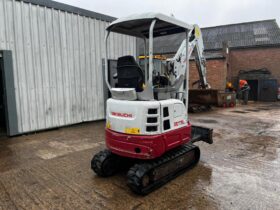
(106, 98), (188, 135)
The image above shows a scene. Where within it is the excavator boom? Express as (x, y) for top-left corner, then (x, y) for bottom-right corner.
(168, 25), (209, 89)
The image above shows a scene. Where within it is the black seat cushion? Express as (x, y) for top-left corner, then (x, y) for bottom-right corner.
(117, 56), (144, 92)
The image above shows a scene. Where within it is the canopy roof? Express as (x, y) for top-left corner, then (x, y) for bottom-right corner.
(106, 13), (193, 38)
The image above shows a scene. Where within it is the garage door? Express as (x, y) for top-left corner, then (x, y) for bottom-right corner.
(259, 79), (278, 102)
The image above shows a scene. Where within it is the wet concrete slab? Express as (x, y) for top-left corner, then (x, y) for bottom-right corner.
(0, 102), (279, 209)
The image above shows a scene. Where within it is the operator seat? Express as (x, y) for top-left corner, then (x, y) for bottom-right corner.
(116, 56), (144, 92)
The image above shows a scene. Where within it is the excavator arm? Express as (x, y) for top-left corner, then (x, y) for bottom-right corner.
(168, 25), (210, 89)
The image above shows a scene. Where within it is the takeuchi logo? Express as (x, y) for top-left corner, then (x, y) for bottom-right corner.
(111, 112), (133, 118)
(174, 120), (185, 127)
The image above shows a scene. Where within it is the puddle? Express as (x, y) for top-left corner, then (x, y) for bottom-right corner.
(258, 108), (270, 110)
(231, 110), (249, 114)
(198, 119), (218, 124)
(245, 109), (260, 112)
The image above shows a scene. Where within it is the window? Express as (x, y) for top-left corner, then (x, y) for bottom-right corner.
(253, 27), (267, 35)
(163, 107), (169, 117)
(164, 120), (170, 130)
(146, 126), (157, 132)
(148, 108), (157, 114)
(147, 117), (157, 123)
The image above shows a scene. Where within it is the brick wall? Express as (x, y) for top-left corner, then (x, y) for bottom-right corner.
(229, 47), (280, 85)
(189, 59), (227, 90)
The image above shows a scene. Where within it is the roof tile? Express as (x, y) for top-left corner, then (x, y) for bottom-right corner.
(137, 19), (280, 54)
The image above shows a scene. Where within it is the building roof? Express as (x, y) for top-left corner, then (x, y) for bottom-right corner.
(18, 0), (116, 22)
(203, 19), (280, 50)
(138, 19), (280, 54)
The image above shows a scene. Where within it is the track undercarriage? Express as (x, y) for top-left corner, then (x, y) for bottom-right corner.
(92, 144), (200, 195)
(91, 144), (200, 195)
(91, 126), (212, 195)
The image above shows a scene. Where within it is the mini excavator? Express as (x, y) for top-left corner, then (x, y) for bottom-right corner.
(91, 13), (213, 195)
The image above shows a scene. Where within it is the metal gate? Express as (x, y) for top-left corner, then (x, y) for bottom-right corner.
(259, 79), (278, 102)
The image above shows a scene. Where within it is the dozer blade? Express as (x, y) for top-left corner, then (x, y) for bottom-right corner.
(127, 144), (200, 195)
(191, 125), (213, 144)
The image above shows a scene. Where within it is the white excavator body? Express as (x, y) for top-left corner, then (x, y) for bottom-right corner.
(91, 13), (213, 195)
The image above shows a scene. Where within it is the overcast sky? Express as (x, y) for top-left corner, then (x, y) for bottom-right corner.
(56, 0), (279, 27)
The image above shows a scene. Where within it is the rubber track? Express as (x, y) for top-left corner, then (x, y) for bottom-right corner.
(127, 144), (200, 195)
(91, 149), (118, 177)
